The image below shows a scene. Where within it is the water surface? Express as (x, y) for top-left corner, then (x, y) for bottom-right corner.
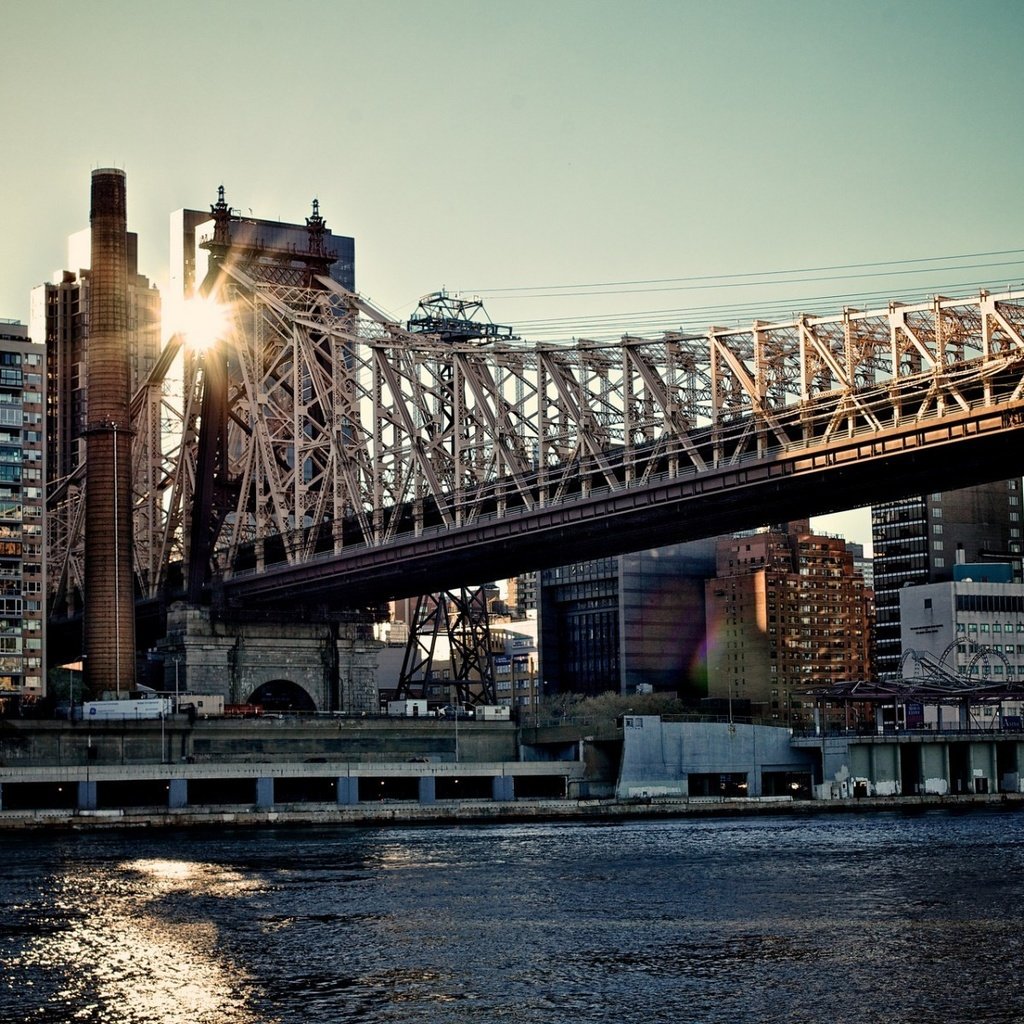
(2, 810), (1022, 1023)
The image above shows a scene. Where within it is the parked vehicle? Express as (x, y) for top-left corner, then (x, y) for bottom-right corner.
(81, 698), (171, 720)
(436, 704), (475, 720)
(176, 694), (225, 717)
(475, 704), (510, 721)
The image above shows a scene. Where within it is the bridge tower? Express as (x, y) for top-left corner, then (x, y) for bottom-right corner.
(392, 293), (514, 706)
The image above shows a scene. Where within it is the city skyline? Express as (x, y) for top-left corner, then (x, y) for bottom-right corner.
(6, 0), (1024, 550)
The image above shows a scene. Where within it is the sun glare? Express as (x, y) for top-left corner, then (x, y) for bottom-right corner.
(172, 295), (233, 351)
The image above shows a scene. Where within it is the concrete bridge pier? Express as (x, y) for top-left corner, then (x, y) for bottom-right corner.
(256, 778), (274, 809)
(492, 776), (515, 802)
(920, 744), (949, 794)
(336, 777), (359, 805)
(158, 603), (382, 714)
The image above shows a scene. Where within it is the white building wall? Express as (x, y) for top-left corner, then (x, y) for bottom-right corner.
(900, 579), (1024, 724)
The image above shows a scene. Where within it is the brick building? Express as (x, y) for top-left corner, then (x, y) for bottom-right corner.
(705, 521), (872, 729)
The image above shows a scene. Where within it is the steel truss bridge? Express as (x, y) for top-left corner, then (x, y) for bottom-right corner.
(46, 277), (1024, 617)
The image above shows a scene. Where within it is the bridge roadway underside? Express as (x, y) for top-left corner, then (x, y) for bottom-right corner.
(224, 407), (1024, 608)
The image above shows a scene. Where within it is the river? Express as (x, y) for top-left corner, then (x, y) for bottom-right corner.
(2, 809), (1023, 1023)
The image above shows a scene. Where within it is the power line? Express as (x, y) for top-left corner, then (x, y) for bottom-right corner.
(465, 248), (1024, 296)
(501, 275), (1024, 342)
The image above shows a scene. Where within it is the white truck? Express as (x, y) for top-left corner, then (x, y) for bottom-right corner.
(82, 698), (172, 720)
(475, 704), (511, 721)
(175, 694), (225, 717)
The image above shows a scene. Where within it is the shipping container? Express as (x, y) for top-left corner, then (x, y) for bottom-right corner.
(387, 699), (428, 717)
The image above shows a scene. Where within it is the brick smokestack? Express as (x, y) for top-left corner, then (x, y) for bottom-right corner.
(84, 168), (136, 695)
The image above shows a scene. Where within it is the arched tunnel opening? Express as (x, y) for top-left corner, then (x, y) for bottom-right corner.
(248, 680), (317, 713)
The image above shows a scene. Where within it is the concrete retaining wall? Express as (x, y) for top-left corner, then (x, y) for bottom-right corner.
(615, 717), (816, 799)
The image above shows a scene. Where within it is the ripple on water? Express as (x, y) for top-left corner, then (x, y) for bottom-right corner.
(2, 813), (1024, 1023)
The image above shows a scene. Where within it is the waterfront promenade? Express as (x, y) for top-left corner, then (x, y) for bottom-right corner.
(2, 786), (1022, 832)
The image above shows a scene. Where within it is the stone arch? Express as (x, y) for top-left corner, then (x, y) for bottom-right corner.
(247, 679), (316, 713)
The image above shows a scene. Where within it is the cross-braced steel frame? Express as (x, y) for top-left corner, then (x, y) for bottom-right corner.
(394, 588), (497, 706)
(46, 282), (1024, 615)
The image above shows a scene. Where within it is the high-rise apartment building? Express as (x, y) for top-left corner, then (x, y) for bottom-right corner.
(0, 320), (45, 704)
(509, 573), (538, 614)
(30, 232), (161, 482)
(538, 540), (717, 698)
(872, 483), (1021, 681)
(704, 522), (872, 729)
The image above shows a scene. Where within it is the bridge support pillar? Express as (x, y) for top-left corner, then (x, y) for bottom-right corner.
(167, 778), (188, 809)
(492, 776), (515, 802)
(418, 776), (436, 805)
(77, 781), (97, 811)
(161, 603), (382, 715)
(336, 776), (359, 805)
(255, 777), (274, 809)
(0, 782), (3, 811)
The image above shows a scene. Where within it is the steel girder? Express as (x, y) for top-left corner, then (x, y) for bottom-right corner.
(45, 286), (1024, 609)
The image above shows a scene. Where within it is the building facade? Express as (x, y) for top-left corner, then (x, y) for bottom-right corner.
(492, 619), (539, 713)
(899, 564), (1024, 712)
(704, 522), (872, 729)
(538, 540), (717, 699)
(0, 320), (45, 705)
(31, 232), (161, 482)
(872, 483), (1022, 681)
(170, 191), (355, 302)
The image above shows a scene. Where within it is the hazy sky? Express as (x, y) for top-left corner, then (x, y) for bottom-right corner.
(5, 0), (1024, 546)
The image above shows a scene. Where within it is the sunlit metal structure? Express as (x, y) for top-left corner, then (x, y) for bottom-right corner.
(47, 272), (1024, 622)
(394, 589), (497, 707)
(806, 641), (1024, 735)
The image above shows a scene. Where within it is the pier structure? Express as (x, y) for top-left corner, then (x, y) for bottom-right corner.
(618, 716), (1024, 800)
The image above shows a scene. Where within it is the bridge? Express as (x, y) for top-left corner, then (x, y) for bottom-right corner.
(46, 268), (1024, 618)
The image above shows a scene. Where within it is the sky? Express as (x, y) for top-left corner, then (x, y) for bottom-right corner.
(5, 0), (1024, 549)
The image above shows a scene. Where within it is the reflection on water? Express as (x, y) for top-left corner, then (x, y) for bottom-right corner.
(7, 853), (265, 1024)
(2, 812), (1024, 1023)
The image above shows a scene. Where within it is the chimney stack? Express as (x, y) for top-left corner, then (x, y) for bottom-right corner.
(83, 168), (136, 696)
